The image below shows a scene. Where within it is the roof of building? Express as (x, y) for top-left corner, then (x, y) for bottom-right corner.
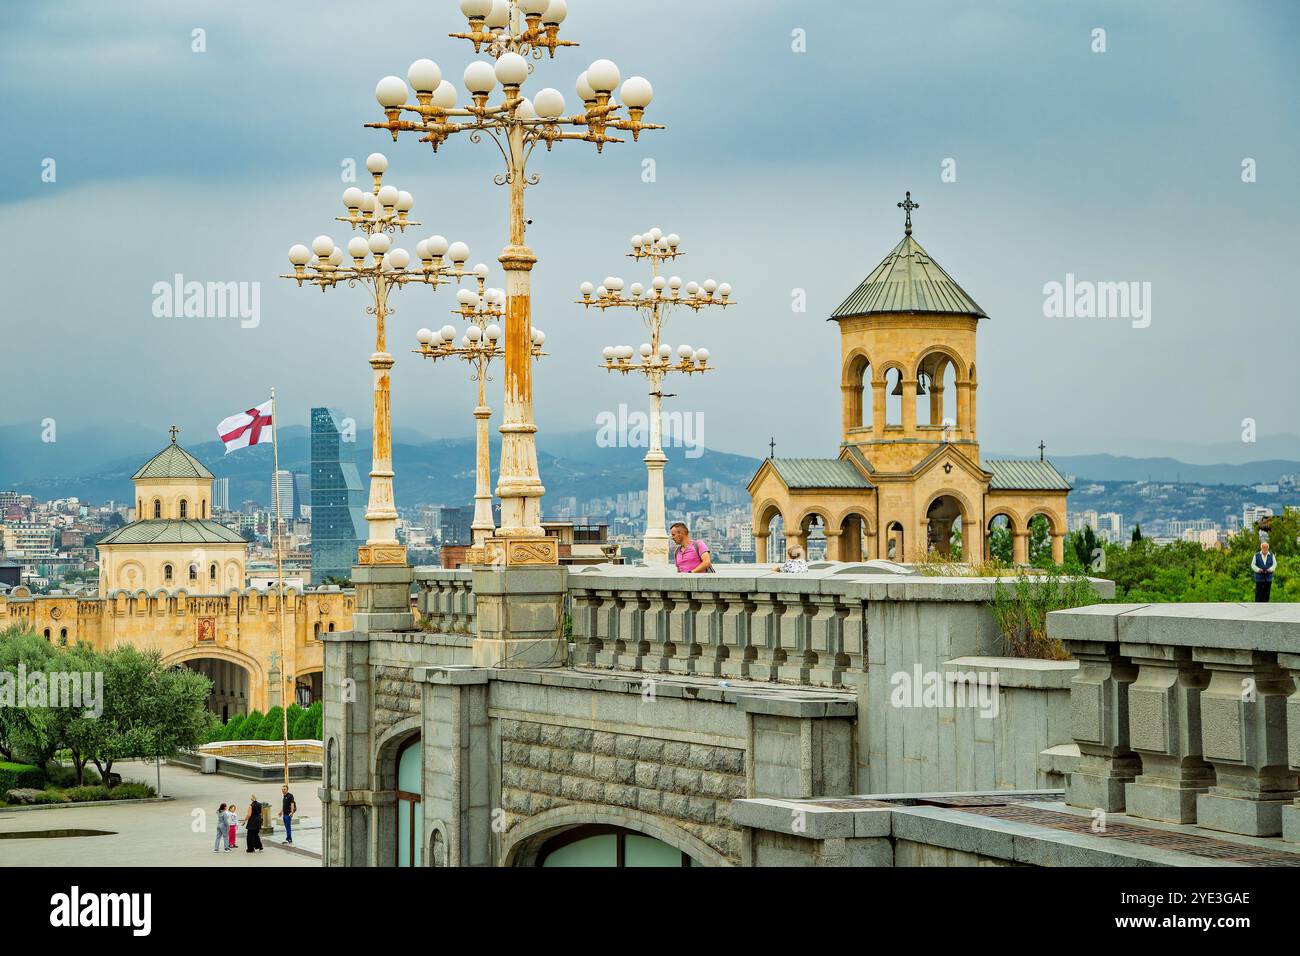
(984, 459), (1072, 491)
(831, 233), (988, 320)
(770, 458), (873, 490)
(98, 519), (247, 546)
(132, 442), (214, 481)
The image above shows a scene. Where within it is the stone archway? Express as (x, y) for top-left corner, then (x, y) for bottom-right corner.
(172, 655), (250, 723)
(501, 805), (731, 868)
(754, 500), (785, 564)
(925, 494), (965, 558)
(837, 510), (876, 561)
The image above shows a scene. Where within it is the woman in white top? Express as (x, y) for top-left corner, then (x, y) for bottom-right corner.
(776, 545), (809, 574)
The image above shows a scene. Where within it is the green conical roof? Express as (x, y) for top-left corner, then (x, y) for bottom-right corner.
(831, 233), (987, 320)
(132, 442), (213, 480)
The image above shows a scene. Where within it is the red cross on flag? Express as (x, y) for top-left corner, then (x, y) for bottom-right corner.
(218, 399), (274, 453)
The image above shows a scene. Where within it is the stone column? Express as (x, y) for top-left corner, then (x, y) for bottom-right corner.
(1278, 652), (1300, 843)
(1050, 532), (1065, 565)
(1012, 531), (1029, 566)
(754, 531), (769, 564)
(823, 529), (843, 562)
(1194, 648), (1298, 837)
(642, 590), (672, 672)
(352, 563), (416, 635)
(871, 379), (885, 438)
(719, 592), (752, 681)
(1121, 643), (1214, 824)
(901, 379), (917, 434)
(470, 566), (568, 669)
(747, 592), (781, 682)
(1065, 640), (1140, 812)
(807, 594), (845, 686)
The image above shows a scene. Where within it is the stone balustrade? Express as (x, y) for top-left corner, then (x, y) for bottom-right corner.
(416, 569), (477, 635)
(1049, 603), (1300, 840)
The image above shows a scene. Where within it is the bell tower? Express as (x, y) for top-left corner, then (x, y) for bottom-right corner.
(834, 192), (987, 474)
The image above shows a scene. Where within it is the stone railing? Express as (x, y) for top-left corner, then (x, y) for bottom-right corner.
(1049, 602), (1300, 841)
(415, 569), (477, 635)
(566, 569), (869, 686)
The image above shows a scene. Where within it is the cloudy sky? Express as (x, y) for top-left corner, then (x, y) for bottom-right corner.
(3, 0), (1298, 466)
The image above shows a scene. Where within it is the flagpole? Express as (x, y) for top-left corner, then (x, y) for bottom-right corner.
(270, 386), (289, 790)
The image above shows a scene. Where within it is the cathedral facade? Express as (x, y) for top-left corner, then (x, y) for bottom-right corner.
(748, 201), (1069, 565)
(0, 436), (355, 716)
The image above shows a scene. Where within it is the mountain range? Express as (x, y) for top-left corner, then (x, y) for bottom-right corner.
(2, 423), (1297, 509)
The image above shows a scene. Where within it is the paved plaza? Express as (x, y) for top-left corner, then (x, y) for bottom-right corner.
(0, 761), (321, 867)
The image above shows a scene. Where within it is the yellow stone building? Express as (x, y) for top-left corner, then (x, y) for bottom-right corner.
(0, 435), (356, 717)
(748, 199), (1070, 565)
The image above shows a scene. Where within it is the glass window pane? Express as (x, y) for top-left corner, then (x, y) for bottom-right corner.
(625, 834), (684, 867)
(397, 741), (422, 792)
(397, 802), (411, 867)
(541, 833), (618, 867)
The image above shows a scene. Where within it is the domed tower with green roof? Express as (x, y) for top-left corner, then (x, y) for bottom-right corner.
(748, 193), (1070, 565)
(97, 428), (248, 595)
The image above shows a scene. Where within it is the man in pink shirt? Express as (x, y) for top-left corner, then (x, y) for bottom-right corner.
(671, 522), (713, 573)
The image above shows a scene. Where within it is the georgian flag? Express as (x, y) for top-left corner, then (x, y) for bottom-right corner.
(218, 400), (273, 453)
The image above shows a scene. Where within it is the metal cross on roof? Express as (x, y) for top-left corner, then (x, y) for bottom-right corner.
(898, 191), (919, 235)
(169, 425), (180, 443)
(769, 437), (776, 459)
(1038, 440), (1046, 462)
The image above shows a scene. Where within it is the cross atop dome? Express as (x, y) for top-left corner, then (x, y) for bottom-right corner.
(169, 425), (180, 444)
(897, 191), (919, 236)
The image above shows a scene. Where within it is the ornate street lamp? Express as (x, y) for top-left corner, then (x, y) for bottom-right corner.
(366, 0), (662, 566)
(580, 228), (731, 566)
(414, 271), (547, 564)
(282, 153), (472, 565)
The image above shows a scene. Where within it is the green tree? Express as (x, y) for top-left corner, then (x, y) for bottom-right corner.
(0, 627), (61, 764)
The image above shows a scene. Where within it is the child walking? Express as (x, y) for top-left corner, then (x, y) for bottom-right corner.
(213, 803), (228, 853)
(226, 800), (238, 850)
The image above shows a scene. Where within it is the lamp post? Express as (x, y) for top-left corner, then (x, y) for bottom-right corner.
(414, 274), (547, 563)
(282, 154), (472, 566)
(366, 0), (662, 567)
(580, 229), (731, 566)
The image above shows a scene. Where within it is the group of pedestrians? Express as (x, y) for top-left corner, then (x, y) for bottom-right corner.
(210, 784), (296, 857)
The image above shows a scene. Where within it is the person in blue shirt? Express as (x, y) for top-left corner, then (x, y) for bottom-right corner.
(1252, 539), (1276, 603)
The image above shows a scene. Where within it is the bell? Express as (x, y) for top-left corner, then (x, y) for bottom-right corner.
(890, 377), (904, 397)
(917, 372), (929, 396)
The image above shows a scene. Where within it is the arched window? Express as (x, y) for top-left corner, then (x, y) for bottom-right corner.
(189, 564), (199, 582)
(43, 628), (51, 641)
(164, 564), (174, 583)
(153, 500), (162, 519)
(845, 354), (871, 430)
(328, 622), (335, 632)
(179, 499), (188, 519)
(396, 737), (423, 867)
(137, 498), (142, 516)
(884, 368), (904, 426)
(59, 628), (68, 646)
(209, 563), (217, 582)
(202, 500), (207, 519)
(537, 825), (698, 867)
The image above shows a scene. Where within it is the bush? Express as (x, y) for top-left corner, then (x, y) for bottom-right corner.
(4, 787), (69, 805)
(260, 706), (285, 741)
(107, 782), (156, 800)
(222, 712), (247, 738)
(43, 762), (78, 788)
(989, 571), (1101, 660)
(64, 785), (111, 802)
(235, 711), (265, 740)
(0, 762), (45, 792)
(302, 701), (323, 740)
